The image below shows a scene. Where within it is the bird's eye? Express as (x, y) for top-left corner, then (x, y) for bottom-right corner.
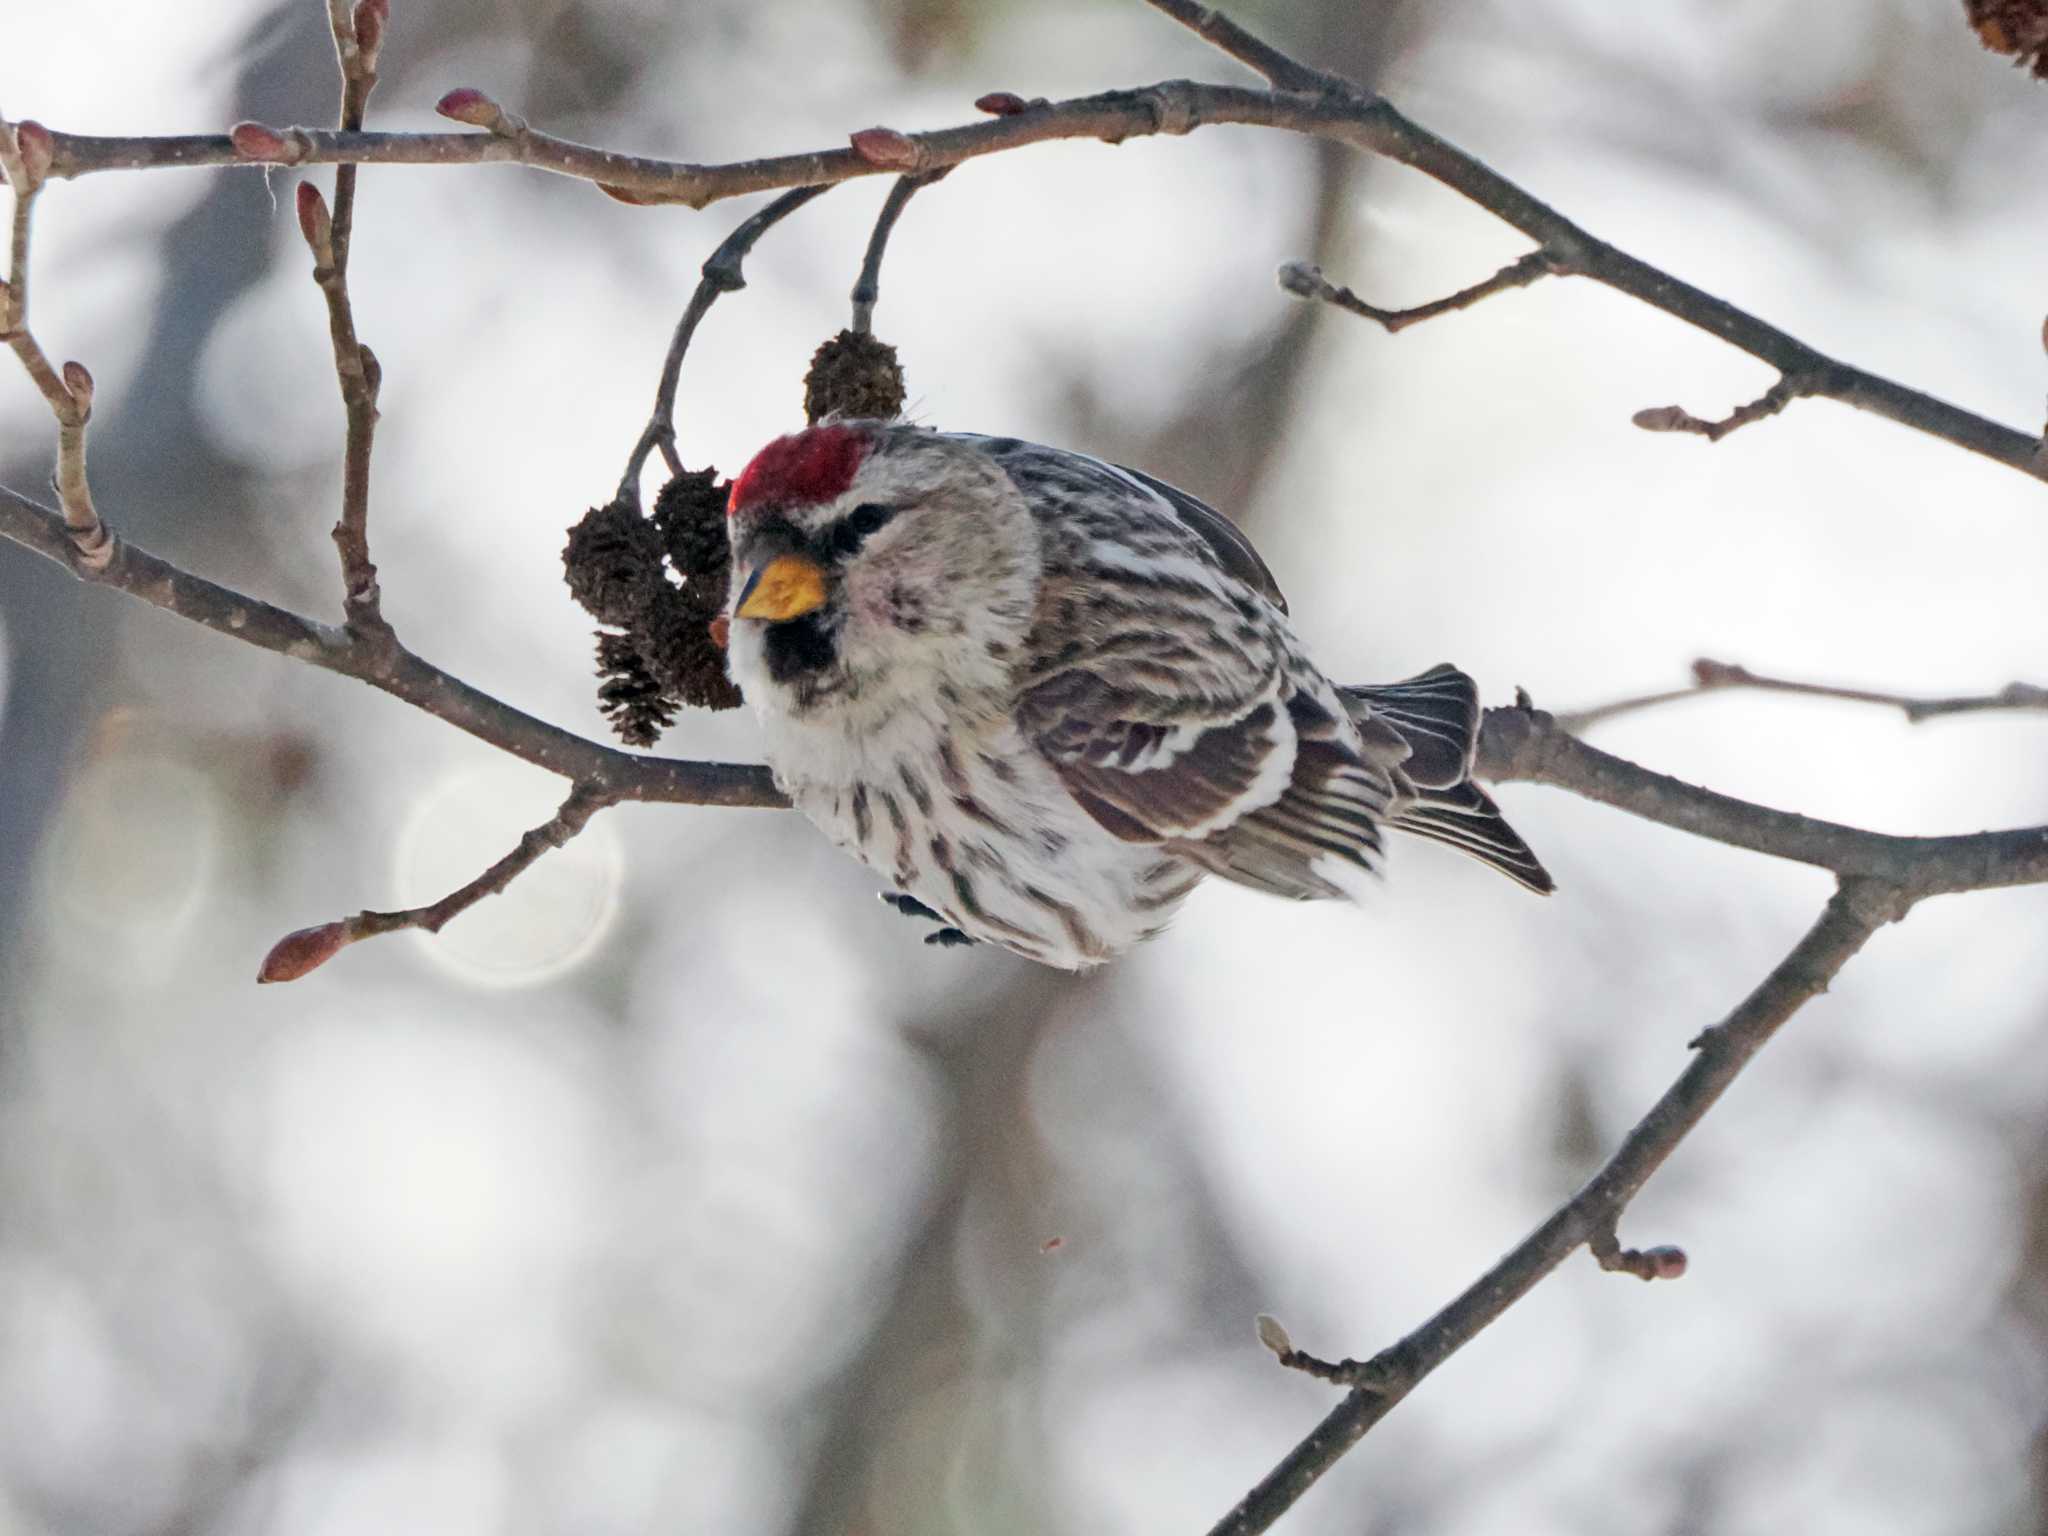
(828, 502), (896, 558)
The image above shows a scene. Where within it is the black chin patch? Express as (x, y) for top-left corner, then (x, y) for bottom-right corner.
(763, 611), (840, 684)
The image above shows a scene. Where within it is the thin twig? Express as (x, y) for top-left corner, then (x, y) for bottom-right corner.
(851, 170), (946, 335)
(307, 0), (390, 638)
(1631, 375), (1812, 444)
(1560, 659), (2048, 732)
(617, 184), (829, 504)
(1278, 249), (1558, 332)
(1208, 879), (1897, 1536)
(1138, 0), (1343, 91)
(0, 118), (111, 571)
(258, 781), (615, 981)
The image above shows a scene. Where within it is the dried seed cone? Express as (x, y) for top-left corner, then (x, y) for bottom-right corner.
(563, 498), (667, 628)
(803, 329), (906, 423)
(1967, 0), (2048, 75)
(595, 629), (679, 747)
(652, 467), (731, 595)
(642, 586), (744, 712)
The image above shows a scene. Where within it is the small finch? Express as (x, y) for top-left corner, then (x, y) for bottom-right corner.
(722, 422), (1551, 968)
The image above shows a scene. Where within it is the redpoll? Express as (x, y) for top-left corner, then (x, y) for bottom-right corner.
(722, 422), (1550, 968)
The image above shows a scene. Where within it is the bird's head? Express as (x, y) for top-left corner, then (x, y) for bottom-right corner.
(723, 423), (1041, 717)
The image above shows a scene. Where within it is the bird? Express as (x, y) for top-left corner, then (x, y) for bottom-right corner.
(719, 421), (1551, 968)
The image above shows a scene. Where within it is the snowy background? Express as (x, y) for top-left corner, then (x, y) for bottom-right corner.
(3, 1), (2047, 1532)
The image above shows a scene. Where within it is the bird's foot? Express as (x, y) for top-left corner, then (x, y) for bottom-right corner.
(880, 891), (944, 923)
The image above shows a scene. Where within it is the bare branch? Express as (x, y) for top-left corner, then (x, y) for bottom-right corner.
(0, 117), (111, 571)
(1208, 879), (1896, 1536)
(1631, 374), (1810, 444)
(1138, 0), (1343, 92)
(851, 170), (946, 336)
(258, 781), (614, 982)
(302, 0), (391, 638)
(1475, 703), (2048, 897)
(617, 184), (829, 503)
(0, 482), (785, 811)
(1561, 658), (2048, 732)
(1278, 249), (1558, 332)
(35, 71), (2045, 486)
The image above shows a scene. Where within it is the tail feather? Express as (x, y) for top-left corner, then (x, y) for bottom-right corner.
(1391, 779), (1554, 895)
(1339, 663), (1478, 789)
(1341, 664), (1555, 895)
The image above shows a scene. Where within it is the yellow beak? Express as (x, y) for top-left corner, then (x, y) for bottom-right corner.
(734, 553), (828, 622)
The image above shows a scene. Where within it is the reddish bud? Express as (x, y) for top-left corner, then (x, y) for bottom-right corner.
(11, 120), (54, 189)
(1641, 1245), (1688, 1280)
(707, 614), (730, 650)
(61, 360), (93, 412)
(436, 88), (501, 128)
(1039, 1235), (1064, 1253)
(849, 126), (923, 171)
(295, 181), (332, 251)
(975, 91), (1031, 116)
(258, 921), (352, 983)
(352, 0), (388, 65)
(229, 121), (289, 161)
(1630, 405), (1690, 433)
(597, 182), (661, 206)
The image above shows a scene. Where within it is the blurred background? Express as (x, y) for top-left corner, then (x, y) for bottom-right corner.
(4, 1), (2048, 1531)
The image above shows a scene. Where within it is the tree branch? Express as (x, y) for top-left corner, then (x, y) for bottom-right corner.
(1475, 702), (2048, 897)
(303, 0), (390, 636)
(617, 183), (829, 505)
(41, 63), (2027, 487)
(257, 779), (613, 981)
(1631, 376), (1810, 444)
(1137, 0), (1342, 91)
(1560, 658), (2048, 732)
(0, 117), (111, 572)
(1211, 878), (1898, 1536)
(850, 170), (946, 335)
(1277, 249), (1558, 331)
(0, 482), (785, 811)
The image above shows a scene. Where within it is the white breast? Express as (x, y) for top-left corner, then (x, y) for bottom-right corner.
(760, 702), (1202, 968)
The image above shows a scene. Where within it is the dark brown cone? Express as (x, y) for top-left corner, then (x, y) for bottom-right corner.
(641, 586), (744, 712)
(595, 629), (679, 747)
(803, 329), (906, 423)
(652, 467), (731, 598)
(563, 499), (667, 627)
(1967, 0), (2048, 75)
(646, 468), (743, 712)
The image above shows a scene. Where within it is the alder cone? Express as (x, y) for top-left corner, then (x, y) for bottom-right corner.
(804, 329), (906, 423)
(594, 629), (678, 746)
(562, 498), (666, 628)
(1967, 0), (2048, 75)
(652, 467), (730, 592)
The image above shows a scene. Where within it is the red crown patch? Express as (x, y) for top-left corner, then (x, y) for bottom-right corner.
(727, 425), (869, 517)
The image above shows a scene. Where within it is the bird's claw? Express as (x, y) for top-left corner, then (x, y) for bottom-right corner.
(880, 891), (943, 922)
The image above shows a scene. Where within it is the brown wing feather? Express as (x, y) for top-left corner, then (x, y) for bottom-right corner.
(1022, 679), (1290, 842)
